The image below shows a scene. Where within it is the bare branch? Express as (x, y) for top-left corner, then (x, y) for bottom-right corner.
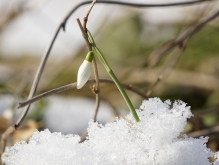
(146, 9), (219, 67)
(80, 131), (88, 143)
(18, 79), (147, 109)
(91, 56), (100, 122)
(15, 25), (63, 128)
(0, 126), (15, 160)
(193, 105), (219, 116)
(83, 0), (97, 31)
(126, 68), (219, 91)
(187, 125), (219, 138)
(145, 39), (188, 97)
(146, 75), (162, 98)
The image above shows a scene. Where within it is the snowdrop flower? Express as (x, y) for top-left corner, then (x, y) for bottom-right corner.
(77, 51), (93, 89)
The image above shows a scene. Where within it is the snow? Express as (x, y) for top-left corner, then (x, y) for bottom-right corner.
(2, 98), (217, 165)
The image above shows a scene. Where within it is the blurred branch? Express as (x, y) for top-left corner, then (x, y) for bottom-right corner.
(0, 2), (27, 34)
(145, 9), (219, 67)
(80, 131), (88, 143)
(0, 126), (15, 164)
(146, 75), (162, 98)
(83, 0), (97, 31)
(102, 97), (127, 120)
(62, 0), (215, 32)
(187, 125), (219, 138)
(18, 79), (147, 109)
(145, 38), (188, 97)
(126, 69), (219, 91)
(193, 105), (219, 116)
(14, 24), (63, 128)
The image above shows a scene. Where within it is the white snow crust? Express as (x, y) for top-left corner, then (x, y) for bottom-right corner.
(2, 98), (216, 165)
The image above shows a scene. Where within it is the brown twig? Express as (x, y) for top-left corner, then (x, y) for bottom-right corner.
(193, 105), (219, 116)
(145, 38), (188, 97)
(0, 126), (15, 164)
(187, 125), (219, 138)
(126, 68), (219, 90)
(83, 0), (97, 32)
(18, 79), (147, 109)
(91, 57), (100, 122)
(15, 25), (63, 128)
(145, 9), (219, 67)
(77, 18), (100, 123)
(101, 97), (127, 120)
(146, 75), (162, 98)
(80, 131), (88, 143)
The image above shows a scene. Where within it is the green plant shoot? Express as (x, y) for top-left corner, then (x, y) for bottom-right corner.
(87, 30), (140, 122)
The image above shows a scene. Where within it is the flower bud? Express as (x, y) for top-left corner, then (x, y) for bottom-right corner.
(77, 51), (94, 89)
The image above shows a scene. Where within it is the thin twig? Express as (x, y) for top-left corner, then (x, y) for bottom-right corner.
(18, 79), (147, 109)
(145, 38), (188, 97)
(126, 68), (219, 90)
(93, 94), (100, 122)
(0, 126), (15, 163)
(77, 18), (100, 122)
(83, 0), (97, 31)
(146, 75), (162, 98)
(80, 131), (88, 143)
(91, 56), (100, 122)
(101, 97), (127, 120)
(77, 19), (92, 50)
(187, 125), (219, 138)
(193, 105), (219, 116)
(15, 25), (63, 128)
(145, 9), (219, 67)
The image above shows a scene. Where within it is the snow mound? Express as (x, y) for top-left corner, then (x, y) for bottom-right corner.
(2, 98), (215, 165)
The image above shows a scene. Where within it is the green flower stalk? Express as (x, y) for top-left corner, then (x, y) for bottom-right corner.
(87, 30), (140, 122)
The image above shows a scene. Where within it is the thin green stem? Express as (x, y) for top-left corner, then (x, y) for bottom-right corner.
(87, 30), (140, 122)
(108, 70), (140, 122)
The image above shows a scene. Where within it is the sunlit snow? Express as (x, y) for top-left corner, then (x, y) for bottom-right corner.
(2, 98), (216, 165)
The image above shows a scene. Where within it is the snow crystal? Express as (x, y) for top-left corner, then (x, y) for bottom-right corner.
(214, 152), (219, 165)
(2, 98), (215, 165)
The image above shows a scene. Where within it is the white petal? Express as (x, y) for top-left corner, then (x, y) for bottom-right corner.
(77, 60), (92, 89)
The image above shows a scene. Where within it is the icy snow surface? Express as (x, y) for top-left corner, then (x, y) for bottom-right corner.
(2, 98), (215, 165)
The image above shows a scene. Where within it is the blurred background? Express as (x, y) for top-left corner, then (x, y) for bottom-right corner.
(0, 0), (219, 151)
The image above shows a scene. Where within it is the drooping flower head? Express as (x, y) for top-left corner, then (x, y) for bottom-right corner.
(77, 51), (94, 89)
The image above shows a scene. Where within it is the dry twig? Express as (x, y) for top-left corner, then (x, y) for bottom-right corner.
(18, 79), (147, 109)
(187, 125), (219, 138)
(145, 9), (219, 67)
